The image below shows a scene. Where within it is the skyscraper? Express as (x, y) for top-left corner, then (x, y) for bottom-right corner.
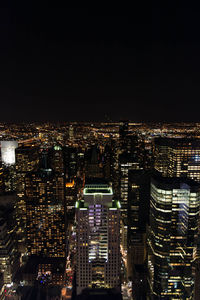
(63, 146), (78, 181)
(49, 145), (64, 174)
(148, 175), (200, 299)
(119, 120), (129, 153)
(85, 145), (103, 179)
(0, 142), (18, 192)
(15, 146), (39, 253)
(119, 153), (141, 222)
(0, 194), (20, 285)
(154, 138), (200, 182)
(1, 141), (18, 166)
(76, 179), (121, 295)
(154, 138), (200, 299)
(25, 168), (66, 257)
(127, 170), (151, 268)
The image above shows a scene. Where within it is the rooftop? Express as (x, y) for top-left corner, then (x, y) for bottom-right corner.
(151, 174), (200, 190)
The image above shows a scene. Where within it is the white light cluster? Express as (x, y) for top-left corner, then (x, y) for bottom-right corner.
(1, 141), (18, 165)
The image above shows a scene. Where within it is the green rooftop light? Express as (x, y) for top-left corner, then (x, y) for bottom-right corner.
(75, 201), (79, 208)
(54, 145), (62, 150)
(83, 187), (113, 195)
(116, 201), (121, 209)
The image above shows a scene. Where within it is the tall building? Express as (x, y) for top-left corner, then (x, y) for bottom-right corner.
(63, 146), (78, 181)
(0, 218), (19, 285)
(127, 170), (151, 269)
(85, 145), (103, 178)
(119, 120), (129, 153)
(102, 144), (112, 181)
(2, 165), (17, 192)
(148, 175), (200, 299)
(154, 137), (200, 299)
(76, 179), (121, 295)
(69, 124), (74, 142)
(1, 141), (18, 166)
(65, 179), (77, 217)
(25, 168), (66, 258)
(109, 139), (120, 199)
(0, 164), (4, 194)
(154, 138), (200, 182)
(119, 153), (141, 222)
(15, 146), (40, 253)
(49, 145), (64, 174)
(1, 141), (18, 192)
(0, 194), (20, 285)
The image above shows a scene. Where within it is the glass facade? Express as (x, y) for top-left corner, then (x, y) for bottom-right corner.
(148, 176), (200, 299)
(154, 138), (200, 182)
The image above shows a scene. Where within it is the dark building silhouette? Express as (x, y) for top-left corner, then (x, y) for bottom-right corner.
(0, 193), (20, 285)
(127, 169), (152, 273)
(85, 146), (103, 178)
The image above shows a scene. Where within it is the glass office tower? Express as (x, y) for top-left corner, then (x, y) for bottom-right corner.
(154, 138), (200, 182)
(148, 175), (200, 299)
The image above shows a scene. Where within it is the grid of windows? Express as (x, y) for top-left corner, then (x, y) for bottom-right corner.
(76, 183), (120, 295)
(148, 176), (200, 298)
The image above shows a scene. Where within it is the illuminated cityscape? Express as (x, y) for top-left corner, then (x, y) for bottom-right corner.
(0, 122), (199, 299)
(1, 2), (200, 299)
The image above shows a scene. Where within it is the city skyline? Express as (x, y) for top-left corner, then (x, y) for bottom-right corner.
(0, 121), (200, 298)
(1, 2), (200, 299)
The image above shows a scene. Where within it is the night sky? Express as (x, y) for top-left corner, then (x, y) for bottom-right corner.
(1, 3), (200, 122)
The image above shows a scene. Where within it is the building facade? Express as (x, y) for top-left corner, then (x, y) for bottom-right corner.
(25, 168), (66, 258)
(154, 138), (200, 182)
(15, 146), (40, 253)
(76, 180), (121, 295)
(148, 175), (200, 299)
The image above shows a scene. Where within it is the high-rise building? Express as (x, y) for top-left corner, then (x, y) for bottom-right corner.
(0, 164), (5, 194)
(63, 146), (78, 181)
(148, 175), (200, 299)
(3, 165), (17, 192)
(119, 153), (141, 222)
(49, 145), (64, 174)
(0, 218), (19, 285)
(127, 170), (151, 269)
(109, 139), (120, 199)
(154, 137), (200, 299)
(25, 168), (66, 258)
(154, 138), (200, 182)
(15, 146), (40, 253)
(102, 144), (112, 181)
(0, 141), (18, 193)
(65, 179), (77, 214)
(68, 124), (74, 142)
(85, 145), (103, 179)
(1, 141), (18, 166)
(119, 120), (129, 152)
(0, 193), (20, 285)
(76, 179), (121, 295)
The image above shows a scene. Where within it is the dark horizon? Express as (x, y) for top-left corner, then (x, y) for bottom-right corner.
(1, 3), (200, 122)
